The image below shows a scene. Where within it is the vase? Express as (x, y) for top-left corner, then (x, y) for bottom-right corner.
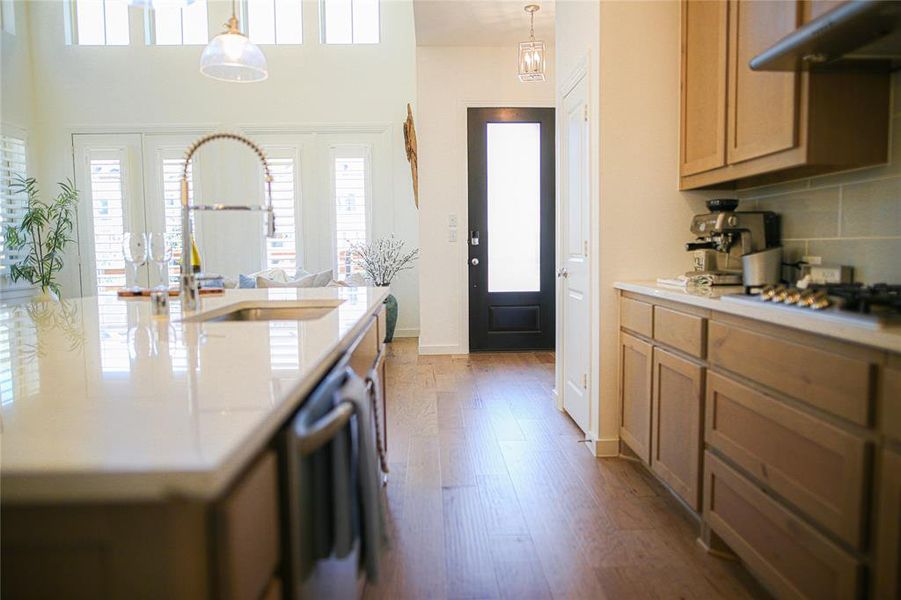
(33, 287), (59, 303)
(383, 293), (398, 343)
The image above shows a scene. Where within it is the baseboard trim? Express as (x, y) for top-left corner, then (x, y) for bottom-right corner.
(417, 342), (465, 355)
(394, 328), (419, 338)
(593, 436), (620, 458)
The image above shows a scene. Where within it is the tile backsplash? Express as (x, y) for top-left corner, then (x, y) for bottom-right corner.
(738, 73), (901, 285)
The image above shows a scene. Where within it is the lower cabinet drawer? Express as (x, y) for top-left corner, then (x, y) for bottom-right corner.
(706, 372), (868, 548)
(653, 306), (705, 358)
(704, 452), (861, 600)
(215, 451), (280, 600)
(621, 296), (653, 337)
(707, 321), (873, 426)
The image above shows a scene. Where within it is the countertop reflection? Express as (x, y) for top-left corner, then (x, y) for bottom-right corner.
(0, 287), (387, 503)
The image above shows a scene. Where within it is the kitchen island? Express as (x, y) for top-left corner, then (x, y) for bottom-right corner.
(0, 286), (389, 599)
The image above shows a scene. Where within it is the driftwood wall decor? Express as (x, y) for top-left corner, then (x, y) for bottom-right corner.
(403, 103), (419, 208)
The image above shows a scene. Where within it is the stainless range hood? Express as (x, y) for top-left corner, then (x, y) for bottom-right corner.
(751, 0), (901, 72)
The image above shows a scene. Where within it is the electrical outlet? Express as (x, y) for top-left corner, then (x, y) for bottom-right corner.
(448, 229), (457, 242)
(803, 255), (823, 265)
(448, 214), (458, 228)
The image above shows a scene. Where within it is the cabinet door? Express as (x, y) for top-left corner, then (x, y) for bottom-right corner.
(875, 448), (901, 600)
(651, 348), (704, 510)
(727, 0), (801, 164)
(620, 332), (653, 463)
(680, 0), (729, 176)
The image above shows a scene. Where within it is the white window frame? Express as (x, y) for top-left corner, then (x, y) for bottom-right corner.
(329, 144), (372, 279)
(144, 0), (209, 46)
(319, 0), (380, 45)
(242, 0), (303, 45)
(65, 0), (131, 46)
(0, 126), (30, 298)
(260, 145), (303, 271)
(1, 0), (16, 35)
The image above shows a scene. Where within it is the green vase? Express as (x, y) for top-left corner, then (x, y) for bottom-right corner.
(383, 293), (398, 342)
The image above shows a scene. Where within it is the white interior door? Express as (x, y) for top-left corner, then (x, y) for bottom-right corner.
(560, 75), (591, 433)
(74, 134), (146, 295)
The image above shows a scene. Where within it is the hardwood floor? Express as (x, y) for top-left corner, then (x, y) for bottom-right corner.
(364, 339), (767, 600)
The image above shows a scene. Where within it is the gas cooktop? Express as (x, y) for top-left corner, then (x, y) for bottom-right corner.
(722, 283), (901, 330)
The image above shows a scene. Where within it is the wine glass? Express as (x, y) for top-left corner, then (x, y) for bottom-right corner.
(147, 232), (173, 290)
(122, 232), (148, 292)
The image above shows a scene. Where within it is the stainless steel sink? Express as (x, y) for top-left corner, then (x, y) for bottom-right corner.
(184, 299), (345, 323)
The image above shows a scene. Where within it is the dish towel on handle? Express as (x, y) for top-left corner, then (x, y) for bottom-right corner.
(288, 367), (386, 586)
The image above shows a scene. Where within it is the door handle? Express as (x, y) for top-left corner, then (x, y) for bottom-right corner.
(557, 267), (568, 278)
(471, 258), (480, 266)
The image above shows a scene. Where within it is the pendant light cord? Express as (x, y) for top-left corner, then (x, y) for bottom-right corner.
(530, 10), (535, 41)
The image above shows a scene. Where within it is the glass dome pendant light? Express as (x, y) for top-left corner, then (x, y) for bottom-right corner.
(518, 4), (546, 83)
(200, 0), (269, 83)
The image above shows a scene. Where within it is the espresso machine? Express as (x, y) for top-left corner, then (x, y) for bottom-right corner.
(685, 199), (780, 286)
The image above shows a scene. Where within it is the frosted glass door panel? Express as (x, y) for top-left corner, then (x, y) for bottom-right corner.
(487, 122), (541, 293)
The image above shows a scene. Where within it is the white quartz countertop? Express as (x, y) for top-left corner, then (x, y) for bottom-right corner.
(615, 281), (901, 354)
(0, 287), (388, 503)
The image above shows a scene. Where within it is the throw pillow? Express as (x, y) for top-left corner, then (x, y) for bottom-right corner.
(312, 269), (333, 287)
(256, 273), (318, 288)
(238, 274), (257, 289)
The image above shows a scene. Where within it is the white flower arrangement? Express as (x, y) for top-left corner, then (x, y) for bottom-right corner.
(350, 235), (420, 287)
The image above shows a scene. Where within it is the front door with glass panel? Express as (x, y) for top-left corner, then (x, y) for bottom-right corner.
(467, 107), (555, 351)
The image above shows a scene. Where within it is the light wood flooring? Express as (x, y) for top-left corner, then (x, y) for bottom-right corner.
(363, 339), (768, 600)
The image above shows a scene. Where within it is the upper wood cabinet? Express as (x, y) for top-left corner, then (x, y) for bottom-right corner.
(727, 0), (800, 164)
(680, 0), (891, 190)
(680, 0), (728, 176)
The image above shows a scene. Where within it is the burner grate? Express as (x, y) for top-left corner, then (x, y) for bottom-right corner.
(809, 283), (901, 315)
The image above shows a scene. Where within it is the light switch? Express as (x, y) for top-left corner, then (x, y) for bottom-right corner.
(448, 229), (457, 242)
(448, 214), (458, 228)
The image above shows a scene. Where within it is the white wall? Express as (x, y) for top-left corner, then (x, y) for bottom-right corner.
(16, 0), (421, 334)
(416, 45), (555, 354)
(594, 0), (715, 453)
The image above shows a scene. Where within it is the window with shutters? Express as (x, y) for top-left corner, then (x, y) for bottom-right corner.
(87, 156), (127, 294)
(160, 157), (195, 287)
(265, 156), (299, 271)
(150, 0), (208, 45)
(69, 0), (129, 45)
(332, 146), (370, 280)
(321, 0), (379, 44)
(0, 134), (27, 285)
(246, 0), (302, 44)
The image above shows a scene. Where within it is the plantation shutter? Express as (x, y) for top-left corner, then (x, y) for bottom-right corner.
(332, 145), (370, 280)
(0, 135), (28, 279)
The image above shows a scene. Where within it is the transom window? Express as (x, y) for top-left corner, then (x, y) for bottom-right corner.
(71, 0), (129, 45)
(151, 0), (208, 45)
(1, 0), (16, 35)
(321, 0), (379, 44)
(246, 0), (302, 45)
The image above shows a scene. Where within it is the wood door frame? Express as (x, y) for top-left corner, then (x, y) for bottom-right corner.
(466, 106), (556, 352)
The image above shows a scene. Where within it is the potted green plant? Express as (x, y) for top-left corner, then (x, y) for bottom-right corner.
(3, 175), (79, 301)
(350, 235), (420, 342)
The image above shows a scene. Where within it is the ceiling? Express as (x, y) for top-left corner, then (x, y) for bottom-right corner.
(413, 0), (555, 47)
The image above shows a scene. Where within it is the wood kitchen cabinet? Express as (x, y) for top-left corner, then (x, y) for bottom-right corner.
(875, 448), (901, 600)
(651, 348), (704, 511)
(680, 0), (890, 190)
(620, 331), (653, 464)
